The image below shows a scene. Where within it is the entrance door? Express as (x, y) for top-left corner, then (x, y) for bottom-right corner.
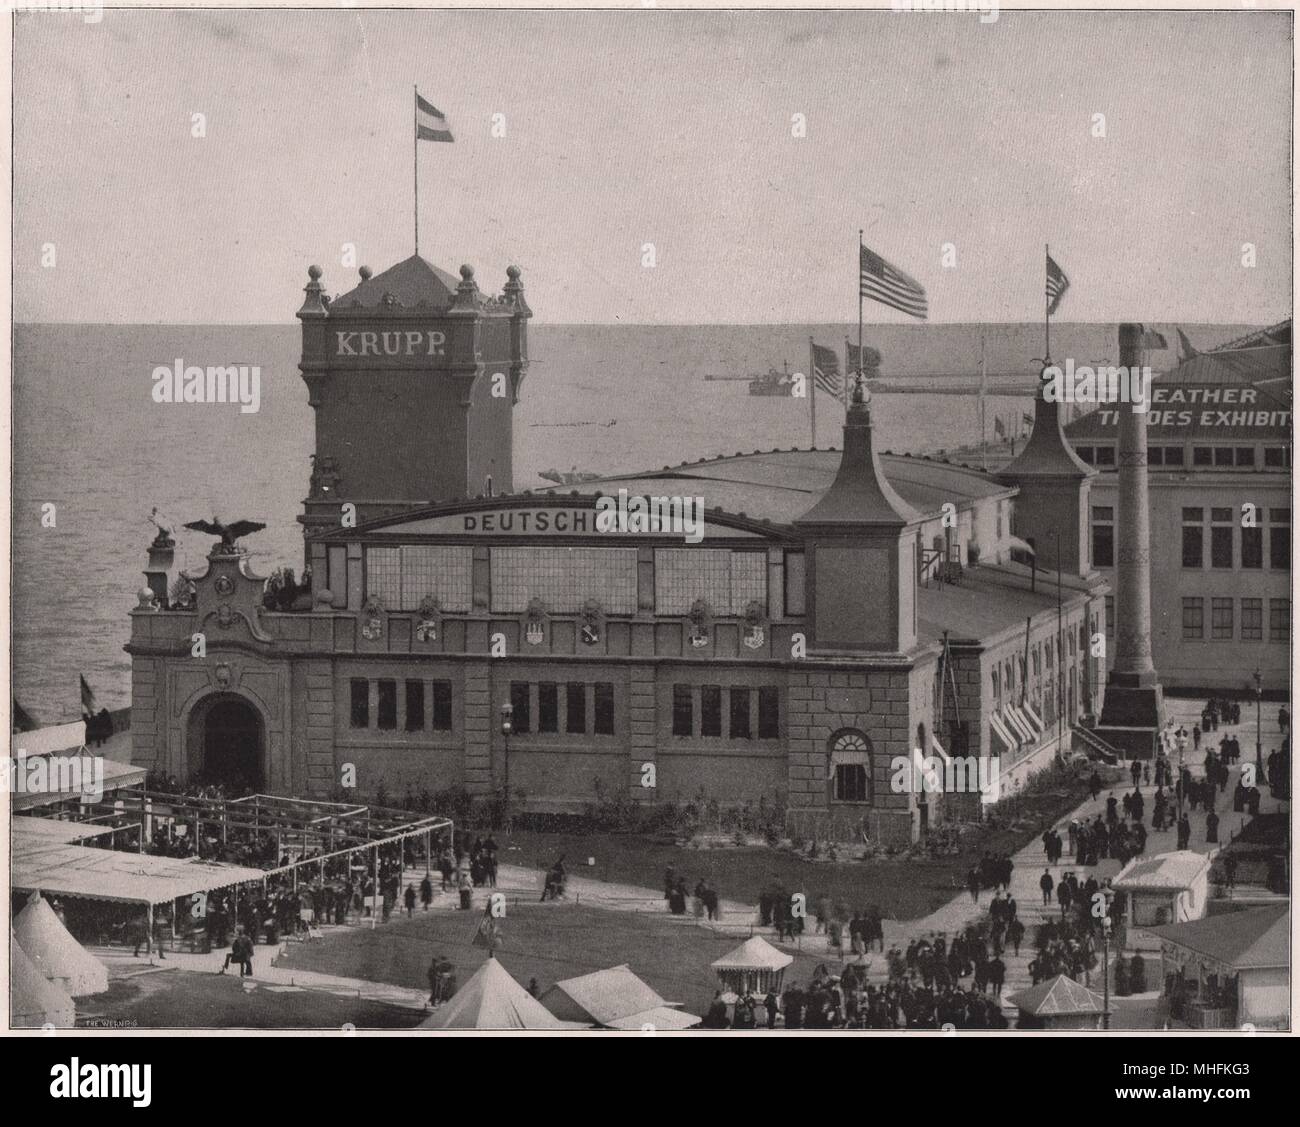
(199, 696), (265, 793)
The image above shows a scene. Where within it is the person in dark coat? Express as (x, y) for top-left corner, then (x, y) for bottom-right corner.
(764, 990), (780, 1030)
(419, 874), (433, 910)
(404, 883), (417, 917)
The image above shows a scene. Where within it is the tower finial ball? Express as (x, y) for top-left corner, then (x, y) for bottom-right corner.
(460, 264), (474, 280)
(307, 265), (322, 281)
(506, 265), (521, 280)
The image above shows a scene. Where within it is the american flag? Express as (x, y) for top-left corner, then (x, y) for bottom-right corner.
(860, 245), (928, 320)
(1046, 252), (1069, 315)
(845, 341), (882, 377)
(811, 342), (843, 398)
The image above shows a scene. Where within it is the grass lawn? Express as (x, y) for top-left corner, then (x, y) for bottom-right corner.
(77, 969), (425, 1030)
(491, 785), (1086, 921)
(277, 901), (830, 1018)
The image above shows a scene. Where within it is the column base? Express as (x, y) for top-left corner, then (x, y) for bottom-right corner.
(1097, 682), (1165, 759)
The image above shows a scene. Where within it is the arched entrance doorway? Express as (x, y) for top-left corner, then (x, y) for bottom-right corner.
(191, 694), (265, 793)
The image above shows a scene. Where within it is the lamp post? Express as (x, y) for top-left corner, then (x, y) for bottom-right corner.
(500, 702), (514, 829)
(1252, 667), (1263, 773)
(1101, 912), (1113, 1031)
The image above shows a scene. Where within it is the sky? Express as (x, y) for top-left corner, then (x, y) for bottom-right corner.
(13, 8), (1293, 325)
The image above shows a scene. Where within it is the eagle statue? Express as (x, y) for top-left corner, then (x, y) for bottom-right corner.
(183, 516), (267, 551)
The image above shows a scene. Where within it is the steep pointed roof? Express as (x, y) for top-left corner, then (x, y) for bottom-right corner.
(332, 255), (461, 310)
(11, 938), (76, 1029)
(14, 893), (108, 996)
(417, 957), (566, 1030)
(712, 935), (793, 972)
(999, 368), (1094, 480)
(1007, 974), (1105, 1016)
(795, 384), (919, 528)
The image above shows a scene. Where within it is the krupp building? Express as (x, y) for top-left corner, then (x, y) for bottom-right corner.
(125, 256), (1111, 843)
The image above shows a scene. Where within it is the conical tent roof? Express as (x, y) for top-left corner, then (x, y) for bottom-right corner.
(418, 958), (565, 1030)
(11, 939), (75, 1029)
(1007, 974), (1105, 1017)
(14, 893), (109, 996)
(712, 935), (794, 972)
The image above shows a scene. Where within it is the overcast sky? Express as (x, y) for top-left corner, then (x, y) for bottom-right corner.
(14, 9), (1292, 325)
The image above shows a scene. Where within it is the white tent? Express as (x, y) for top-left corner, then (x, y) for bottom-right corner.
(11, 940), (76, 1029)
(711, 935), (793, 995)
(418, 958), (568, 1030)
(541, 964), (700, 1029)
(14, 893), (109, 996)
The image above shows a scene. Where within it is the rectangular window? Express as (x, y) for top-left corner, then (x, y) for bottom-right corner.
(1075, 446), (1094, 465)
(349, 679), (369, 729)
(1094, 446), (1116, 467)
(654, 549), (767, 616)
(1211, 507), (1232, 522)
(1241, 599), (1262, 641)
(1264, 446), (1290, 469)
(1235, 447), (1256, 467)
(1091, 506), (1115, 568)
(566, 683), (587, 734)
(1105, 595), (1115, 639)
(1211, 598), (1234, 640)
(1181, 526), (1203, 569)
(1193, 447), (1213, 467)
(1269, 599), (1289, 643)
(1163, 446), (1185, 467)
(1210, 526), (1233, 569)
(376, 680), (397, 730)
(365, 545), (474, 611)
(1270, 511), (1291, 569)
(510, 682), (531, 734)
(405, 681), (424, 731)
(701, 685), (722, 737)
(729, 687), (752, 739)
(1182, 597), (1204, 641)
(593, 683), (615, 735)
(784, 552), (806, 616)
(671, 685), (693, 737)
(491, 547), (637, 614)
(1214, 447), (1234, 467)
(327, 545), (348, 606)
(834, 764), (869, 803)
(1242, 527), (1263, 569)
(758, 686), (780, 739)
(537, 682), (559, 733)
(431, 681), (452, 731)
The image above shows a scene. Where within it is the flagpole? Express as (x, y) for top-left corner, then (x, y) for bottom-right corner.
(979, 331), (987, 471)
(808, 336), (816, 448)
(857, 229), (864, 399)
(1044, 243), (1051, 362)
(414, 85), (420, 257)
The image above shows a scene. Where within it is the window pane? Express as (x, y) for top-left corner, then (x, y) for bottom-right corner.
(1182, 508), (1203, 522)
(1193, 447), (1213, 466)
(1164, 446), (1185, 466)
(350, 679), (369, 728)
(491, 547), (637, 614)
(729, 687), (752, 740)
(1270, 600), (1289, 642)
(758, 686), (780, 739)
(1211, 508), (1232, 522)
(365, 547), (401, 608)
(1181, 526), (1203, 568)
(1182, 598), (1203, 640)
(1241, 599), (1262, 641)
(1264, 447), (1286, 468)
(784, 553), (806, 616)
(510, 682), (531, 733)
(671, 685), (692, 737)
(1092, 526), (1114, 568)
(405, 681), (424, 731)
(538, 683), (559, 733)
(594, 683), (615, 735)
(1214, 447), (1234, 466)
(701, 685), (722, 737)
(1147, 446), (1164, 466)
(1235, 447), (1256, 467)
(1211, 598), (1234, 640)
(400, 546), (473, 612)
(1271, 527), (1290, 569)
(654, 549), (767, 616)
(432, 682), (452, 731)
(1242, 527), (1263, 569)
(1210, 527), (1233, 568)
(1076, 446), (1094, 465)
(566, 683), (587, 734)
(834, 764), (868, 803)
(1105, 595), (1115, 639)
(377, 680), (397, 730)
(1095, 447), (1116, 467)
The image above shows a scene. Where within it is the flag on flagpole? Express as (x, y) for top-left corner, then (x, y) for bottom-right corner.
(845, 342), (882, 378)
(993, 415), (1007, 442)
(1046, 252), (1069, 315)
(1177, 327), (1198, 362)
(860, 245), (928, 320)
(1021, 412), (1034, 436)
(811, 342), (843, 398)
(79, 675), (99, 720)
(415, 94), (454, 143)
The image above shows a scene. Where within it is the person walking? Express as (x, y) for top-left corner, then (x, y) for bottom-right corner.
(420, 873), (433, 911)
(1040, 868), (1054, 906)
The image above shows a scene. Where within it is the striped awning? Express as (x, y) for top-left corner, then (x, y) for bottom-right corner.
(1022, 702), (1045, 734)
(989, 712), (1018, 754)
(1005, 707), (1037, 744)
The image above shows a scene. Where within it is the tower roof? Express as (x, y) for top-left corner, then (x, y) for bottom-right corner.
(332, 254), (462, 310)
(998, 369), (1094, 481)
(795, 384), (919, 528)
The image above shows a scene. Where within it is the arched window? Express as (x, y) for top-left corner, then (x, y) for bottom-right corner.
(485, 475), (494, 498)
(829, 729), (872, 804)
